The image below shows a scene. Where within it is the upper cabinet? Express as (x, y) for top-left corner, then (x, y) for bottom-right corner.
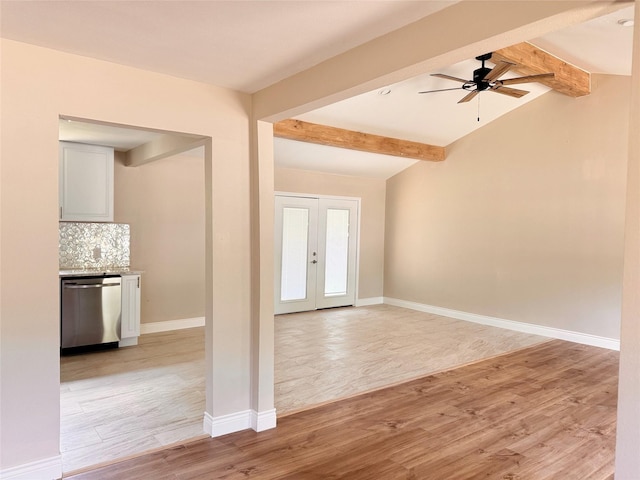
(59, 141), (114, 222)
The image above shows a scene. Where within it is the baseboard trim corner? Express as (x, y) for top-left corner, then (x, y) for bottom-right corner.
(355, 297), (384, 307)
(118, 337), (138, 347)
(203, 410), (252, 438)
(383, 297), (620, 351)
(251, 408), (277, 432)
(141, 317), (205, 335)
(0, 455), (62, 480)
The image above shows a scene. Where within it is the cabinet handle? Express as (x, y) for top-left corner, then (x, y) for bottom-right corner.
(60, 206), (62, 219)
(137, 277), (140, 288)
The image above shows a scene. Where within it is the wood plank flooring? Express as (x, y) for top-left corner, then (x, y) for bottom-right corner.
(66, 340), (619, 480)
(60, 328), (206, 472)
(276, 305), (547, 413)
(61, 305), (547, 472)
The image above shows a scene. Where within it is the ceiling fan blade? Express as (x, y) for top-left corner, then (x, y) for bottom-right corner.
(490, 85), (529, 98)
(431, 73), (469, 83)
(458, 90), (479, 103)
(498, 73), (555, 85)
(484, 61), (515, 82)
(418, 87), (464, 94)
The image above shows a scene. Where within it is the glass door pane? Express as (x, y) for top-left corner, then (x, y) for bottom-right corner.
(316, 198), (358, 310)
(324, 208), (349, 296)
(275, 195), (356, 314)
(280, 207), (309, 301)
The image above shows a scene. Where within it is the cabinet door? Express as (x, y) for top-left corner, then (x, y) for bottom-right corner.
(121, 274), (141, 339)
(59, 141), (114, 222)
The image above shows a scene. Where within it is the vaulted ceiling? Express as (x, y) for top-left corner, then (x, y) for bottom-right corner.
(1, 1), (634, 178)
(277, 5), (635, 178)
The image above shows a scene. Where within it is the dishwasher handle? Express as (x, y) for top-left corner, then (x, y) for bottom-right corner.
(64, 283), (120, 289)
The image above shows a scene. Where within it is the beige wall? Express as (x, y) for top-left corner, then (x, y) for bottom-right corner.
(274, 167), (386, 300)
(2, 2), (638, 476)
(615, 0), (640, 475)
(0, 39), (251, 470)
(385, 74), (629, 339)
(114, 151), (205, 325)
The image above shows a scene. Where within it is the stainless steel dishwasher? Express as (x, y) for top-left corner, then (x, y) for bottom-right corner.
(61, 276), (121, 351)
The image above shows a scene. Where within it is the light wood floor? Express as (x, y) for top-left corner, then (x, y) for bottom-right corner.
(66, 340), (619, 480)
(275, 304), (547, 413)
(60, 328), (206, 473)
(61, 305), (547, 473)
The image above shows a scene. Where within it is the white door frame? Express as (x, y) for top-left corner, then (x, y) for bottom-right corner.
(275, 191), (361, 314)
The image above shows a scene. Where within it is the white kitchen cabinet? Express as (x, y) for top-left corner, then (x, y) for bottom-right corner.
(120, 274), (141, 347)
(59, 141), (114, 222)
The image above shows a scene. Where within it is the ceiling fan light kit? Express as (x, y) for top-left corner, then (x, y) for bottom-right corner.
(420, 52), (555, 104)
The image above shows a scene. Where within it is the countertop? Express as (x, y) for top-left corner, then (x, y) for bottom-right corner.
(59, 267), (144, 277)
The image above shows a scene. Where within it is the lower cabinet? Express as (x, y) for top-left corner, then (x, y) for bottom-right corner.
(120, 274), (141, 347)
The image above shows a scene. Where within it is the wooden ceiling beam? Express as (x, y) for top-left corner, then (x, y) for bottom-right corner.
(274, 43), (587, 162)
(491, 42), (590, 97)
(273, 119), (446, 162)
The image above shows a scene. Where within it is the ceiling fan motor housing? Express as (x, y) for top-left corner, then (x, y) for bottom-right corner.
(473, 67), (492, 90)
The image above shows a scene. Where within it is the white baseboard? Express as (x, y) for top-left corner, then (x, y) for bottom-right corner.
(141, 317), (205, 335)
(0, 455), (62, 480)
(383, 297), (620, 351)
(203, 410), (252, 437)
(251, 408), (277, 432)
(355, 297), (384, 307)
(203, 408), (277, 438)
(118, 337), (138, 347)
(203, 411), (214, 435)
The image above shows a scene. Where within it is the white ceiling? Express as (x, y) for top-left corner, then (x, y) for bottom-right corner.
(2, 1), (635, 179)
(285, 5), (636, 178)
(275, 137), (419, 179)
(533, 7), (635, 76)
(0, 0), (455, 93)
(295, 59), (552, 147)
(59, 119), (164, 152)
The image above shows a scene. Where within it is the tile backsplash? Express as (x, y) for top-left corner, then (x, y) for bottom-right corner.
(59, 222), (130, 269)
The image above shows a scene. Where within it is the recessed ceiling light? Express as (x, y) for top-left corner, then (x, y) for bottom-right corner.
(618, 19), (634, 27)
(378, 88), (391, 96)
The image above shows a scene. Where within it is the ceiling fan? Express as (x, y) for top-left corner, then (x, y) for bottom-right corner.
(419, 53), (554, 104)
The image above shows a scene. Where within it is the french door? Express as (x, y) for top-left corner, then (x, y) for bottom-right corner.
(274, 194), (358, 315)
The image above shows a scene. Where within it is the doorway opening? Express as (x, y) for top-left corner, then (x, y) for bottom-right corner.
(58, 117), (209, 473)
(274, 193), (359, 315)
